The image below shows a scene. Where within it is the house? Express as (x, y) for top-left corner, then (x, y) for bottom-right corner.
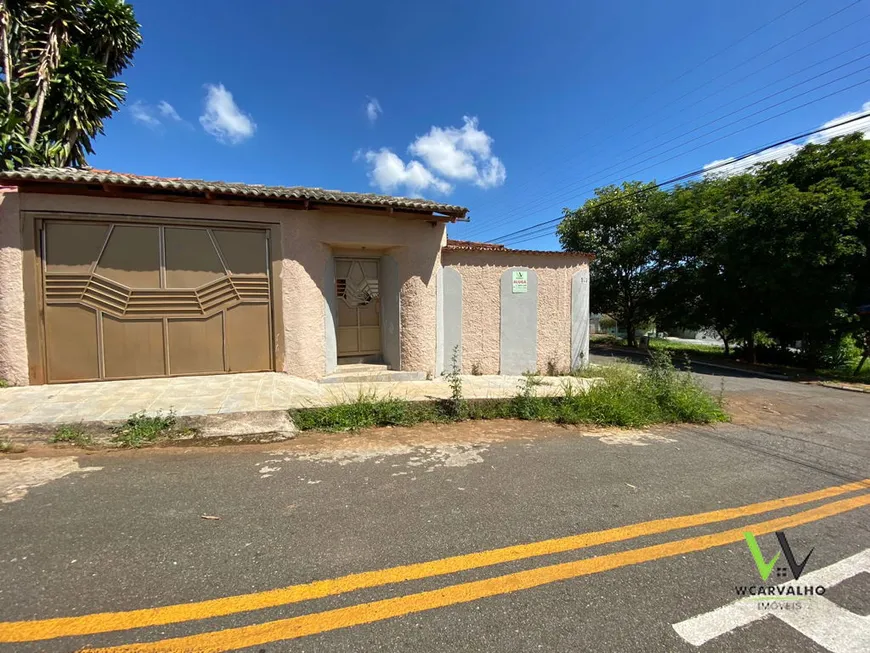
(0, 168), (591, 385)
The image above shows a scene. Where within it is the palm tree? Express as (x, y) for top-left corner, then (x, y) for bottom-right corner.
(0, 0), (28, 116)
(25, 0), (85, 146)
(46, 43), (125, 165)
(82, 0), (139, 76)
(0, 0), (12, 114)
(1, 0), (140, 167)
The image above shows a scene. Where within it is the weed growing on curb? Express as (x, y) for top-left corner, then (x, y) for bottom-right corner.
(291, 353), (728, 431)
(111, 411), (177, 448)
(445, 345), (466, 419)
(290, 391), (445, 432)
(51, 424), (92, 447)
(0, 439), (25, 453)
(513, 372), (546, 420)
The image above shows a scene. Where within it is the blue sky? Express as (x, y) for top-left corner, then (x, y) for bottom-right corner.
(93, 0), (870, 249)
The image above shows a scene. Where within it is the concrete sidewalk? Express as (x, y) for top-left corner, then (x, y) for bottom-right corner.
(0, 373), (593, 426)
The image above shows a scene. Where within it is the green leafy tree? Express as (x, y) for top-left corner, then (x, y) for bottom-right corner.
(558, 181), (666, 347)
(0, 0), (140, 168)
(655, 136), (868, 366)
(745, 180), (863, 366)
(654, 175), (761, 356)
(769, 134), (870, 358)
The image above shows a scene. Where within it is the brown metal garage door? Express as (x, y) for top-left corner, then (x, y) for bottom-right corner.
(41, 220), (273, 383)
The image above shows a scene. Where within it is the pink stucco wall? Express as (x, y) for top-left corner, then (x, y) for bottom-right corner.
(280, 208), (445, 378)
(2, 192), (446, 383)
(441, 249), (590, 375)
(0, 190), (28, 385)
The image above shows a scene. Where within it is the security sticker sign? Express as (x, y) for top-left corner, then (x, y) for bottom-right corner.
(512, 270), (528, 293)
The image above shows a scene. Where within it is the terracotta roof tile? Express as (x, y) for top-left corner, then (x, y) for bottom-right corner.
(445, 239), (506, 250)
(0, 167), (469, 218)
(444, 238), (593, 258)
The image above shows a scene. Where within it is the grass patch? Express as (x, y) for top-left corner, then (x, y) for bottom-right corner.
(816, 365), (870, 385)
(111, 411), (177, 448)
(562, 354), (727, 426)
(0, 378), (10, 388)
(0, 439), (26, 453)
(647, 338), (726, 358)
(291, 393), (448, 432)
(589, 334), (623, 346)
(291, 352), (728, 432)
(592, 334), (727, 359)
(51, 424), (92, 447)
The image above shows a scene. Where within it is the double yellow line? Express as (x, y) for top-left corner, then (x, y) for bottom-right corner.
(2, 479), (868, 653)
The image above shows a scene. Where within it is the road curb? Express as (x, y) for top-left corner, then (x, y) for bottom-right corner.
(809, 381), (870, 394)
(0, 410), (298, 448)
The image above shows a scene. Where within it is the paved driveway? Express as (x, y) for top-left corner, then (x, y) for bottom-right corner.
(0, 374), (592, 426)
(0, 373), (867, 652)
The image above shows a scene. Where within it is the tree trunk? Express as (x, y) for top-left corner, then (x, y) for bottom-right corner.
(722, 335), (730, 357)
(625, 317), (636, 348)
(746, 334), (756, 364)
(0, 1), (13, 116)
(27, 84), (46, 145)
(27, 28), (59, 146)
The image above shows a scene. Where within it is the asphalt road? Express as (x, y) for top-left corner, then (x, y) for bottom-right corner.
(0, 369), (868, 652)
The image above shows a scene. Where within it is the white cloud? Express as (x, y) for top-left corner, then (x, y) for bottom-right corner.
(704, 100), (870, 177)
(157, 101), (182, 122)
(130, 101), (160, 127)
(366, 97), (382, 124)
(359, 116), (506, 196)
(130, 100), (186, 129)
(703, 143), (801, 177)
(364, 148), (452, 197)
(409, 116), (506, 188)
(199, 84), (256, 145)
(808, 100), (870, 143)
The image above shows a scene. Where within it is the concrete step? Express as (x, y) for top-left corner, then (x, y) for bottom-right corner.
(320, 364), (428, 384)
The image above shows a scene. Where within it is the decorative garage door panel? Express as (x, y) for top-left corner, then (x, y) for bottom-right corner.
(42, 221), (273, 382)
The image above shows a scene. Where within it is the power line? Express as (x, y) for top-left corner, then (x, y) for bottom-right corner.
(485, 109), (870, 247)
(649, 0), (813, 90)
(468, 0), (866, 231)
(466, 43), (870, 238)
(479, 70), (870, 239)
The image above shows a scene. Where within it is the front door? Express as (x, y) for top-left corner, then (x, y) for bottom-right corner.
(335, 258), (380, 358)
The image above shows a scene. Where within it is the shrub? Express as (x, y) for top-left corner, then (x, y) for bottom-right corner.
(51, 424), (92, 446)
(558, 352), (726, 426)
(290, 353), (727, 431)
(590, 333), (624, 346)
(111, 411), (177, 448)
(291, 392), (445, 432)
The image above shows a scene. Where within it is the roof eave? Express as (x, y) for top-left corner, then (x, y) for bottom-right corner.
(442, 245), (595, 259)
(5, 175), (468, 221)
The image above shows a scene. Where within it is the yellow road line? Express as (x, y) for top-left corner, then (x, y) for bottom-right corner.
(82, 493), (870, 653)
(1, 478), (867, 644)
